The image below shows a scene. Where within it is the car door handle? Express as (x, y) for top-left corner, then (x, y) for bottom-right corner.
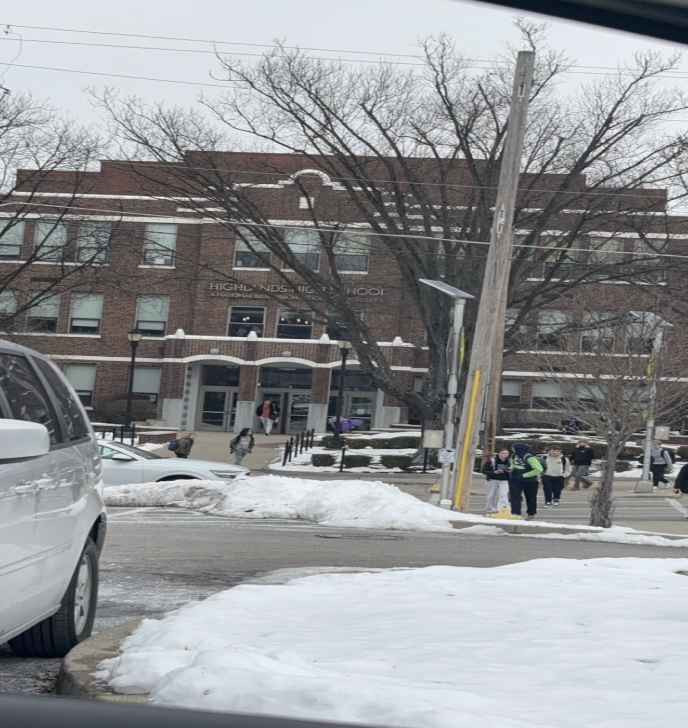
(13, 481), (38, 494)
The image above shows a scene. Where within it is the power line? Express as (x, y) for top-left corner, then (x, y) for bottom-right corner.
(5, 27), (688, 79)
(8, 62), (233, 88)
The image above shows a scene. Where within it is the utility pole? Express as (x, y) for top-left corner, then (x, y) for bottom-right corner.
(482, 283), (508, 463)
(452, 50), (535, 512)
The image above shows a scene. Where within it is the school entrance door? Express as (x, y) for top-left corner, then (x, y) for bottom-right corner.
(256, 392), (311, 435)
(198, 389), (238, 432)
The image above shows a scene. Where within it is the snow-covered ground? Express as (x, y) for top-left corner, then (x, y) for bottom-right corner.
(98, 558), (688, 727)
(103, 476), (688, 547)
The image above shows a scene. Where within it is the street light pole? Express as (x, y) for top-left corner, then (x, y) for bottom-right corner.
(419, 280), (473, 506)
(331, 340), (353, 450)
(123, 329), (143, 431)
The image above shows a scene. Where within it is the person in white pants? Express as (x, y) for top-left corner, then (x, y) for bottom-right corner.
(480, 449), (512, 514)
(256, 398), (280, 435)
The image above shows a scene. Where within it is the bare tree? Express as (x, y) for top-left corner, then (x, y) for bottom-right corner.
(91, 23), (688, 429)
(530, 308), (688, 527)
(0, 92), (135, 335)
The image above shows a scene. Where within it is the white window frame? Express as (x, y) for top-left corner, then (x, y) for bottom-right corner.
(333, 232), (371, 272)
(34, 221), (68, 262)
(27, 292), (61, 333)
(531, 381), (565, 409)
(227, 306), (266, 337)
(233, 227), (271, 269)
(69, 293), (104, 334)
(276, 307), (314, 339)
(64, 364), (97, 407)
(135, 295), (170, 337)
(77, 221), (111, 263)
(132, 367), (162, 403)
(0, 220), (25, 259)
(142, 223), (177, 266)
(501, 380), (523, 404)
(283, 228), (320, 271)
(535, 309), (568, 351)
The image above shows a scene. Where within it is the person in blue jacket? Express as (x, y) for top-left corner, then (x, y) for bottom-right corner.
(509, 442), (544, 520)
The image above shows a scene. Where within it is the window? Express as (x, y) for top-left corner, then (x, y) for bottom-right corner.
(142, 223), (177, 266)
(0, 353), (58, 444)
(535, 235), (577, 280)
(70, 293), (104, 334)
(135, 295), (170, 337)
(234, 227), (270, 268)
(63, 364), (97, 408)
(626, 319), (654, 355)
(276, 308), (314, 339)
(228, 306), (265, 337)
(325, 310), (364, 339)
(333, 232), (371, 272)
(132, 367), (162, 403)
(330, 370), (375, 391)
(531, 381), (565, 409)
(575, 382), (605, 408)
(77, 221), (111, 263)
(588, 237), (625, 272)
(201, 365), (240, 387)
(581, 311), (615, 353)
(505, 308), (528, 347)
(501, 380), (523, 404)
(259, 367), (313, 389)
(0, 220), (24, 259)
(34, 357), (91, 440)
(629, 239), (667, 283)
(535, 309), (568, 350)
(27, 293), (61, 332)
(284, 228), (320, 270)
(34, 221), (68, 262)
(0, 291), (17, 317)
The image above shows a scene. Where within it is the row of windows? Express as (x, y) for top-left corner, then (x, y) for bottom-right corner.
(0, 292), (169, 336)
(0, 220), (374, 273)
(1, 292), (354, 341)
(506, 308), (655, 354)
(63, 364), (162, 407)
(502, 380), (645, 409)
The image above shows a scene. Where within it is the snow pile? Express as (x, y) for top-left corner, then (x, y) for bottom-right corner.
(98, 559), (688, 727)
(104, 476), (457, 531)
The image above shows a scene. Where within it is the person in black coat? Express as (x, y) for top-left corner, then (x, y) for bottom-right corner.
(674, 463), (688, 495)
(256, 398), (280, 435)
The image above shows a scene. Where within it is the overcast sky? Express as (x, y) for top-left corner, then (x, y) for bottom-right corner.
(1, 0), (686, 123)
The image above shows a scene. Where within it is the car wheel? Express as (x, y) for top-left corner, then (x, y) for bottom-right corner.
(9, 538), (99, 658)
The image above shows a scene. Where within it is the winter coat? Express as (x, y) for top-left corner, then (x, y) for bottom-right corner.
(481, 455), (511, 481)
(230, 434), (255, 453)
(176, 436), (194, 456)
(256, 402), (280, 419)
(570, 445), (595, 466)
(675, 463), (688, 493)
(509, 443), (543, 485)
(650, 448), (673, 467)
(540, 454), (572, 479)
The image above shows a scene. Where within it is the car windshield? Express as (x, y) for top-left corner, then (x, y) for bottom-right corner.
(105, 441), (162, 460)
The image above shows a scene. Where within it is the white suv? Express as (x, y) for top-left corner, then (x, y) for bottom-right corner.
(0, 341), (105, 657)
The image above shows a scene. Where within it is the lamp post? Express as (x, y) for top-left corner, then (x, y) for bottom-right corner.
(419, 280), (474, 507)
(123, 329), (143, 430)
(330, 339), (353, 450)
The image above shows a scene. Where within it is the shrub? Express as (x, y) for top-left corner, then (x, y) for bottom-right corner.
(318, 435), (348, 449)
(311, 454), (336, 467)
(344, 439), (369, 450)
(342, 454), (372, 468)
(678, 446), (688, 461)
(614, 460), (633, 472)
(387, 436), (421, 449)
(618, 445), (643, 460)
(380, 455), (414, 470)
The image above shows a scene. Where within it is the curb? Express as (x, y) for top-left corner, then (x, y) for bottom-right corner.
(449, 519), (688, 540)
(56, 618), (152, 704)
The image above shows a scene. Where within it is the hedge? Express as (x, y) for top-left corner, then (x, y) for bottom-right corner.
(318, 435), (421, 450)
(342, 454), (373, 468)
(678, 446), (688, 461)
(311, 454), (336, 467)
(379, 455), (414, 470)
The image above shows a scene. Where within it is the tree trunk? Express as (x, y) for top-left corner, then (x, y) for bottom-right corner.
(589, 451), (617, 528)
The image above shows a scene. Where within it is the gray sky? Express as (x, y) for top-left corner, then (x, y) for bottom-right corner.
(1, 0), (686, 122)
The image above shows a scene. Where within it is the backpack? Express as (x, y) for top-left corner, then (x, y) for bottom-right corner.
(666, 449), (677, 464)
(167, 439), (180, 452)
(538, 454), (567, 470)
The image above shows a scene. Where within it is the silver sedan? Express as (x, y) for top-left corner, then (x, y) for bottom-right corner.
(97, 440), (248, 486)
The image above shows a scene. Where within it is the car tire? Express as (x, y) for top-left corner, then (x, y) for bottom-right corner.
(9, 537), (99, 658)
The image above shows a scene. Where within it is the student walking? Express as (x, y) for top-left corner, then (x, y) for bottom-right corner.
(508, 443), (544, 520)
(175, 432), (196, 459)
(481, 449), (511, 514)
(256, 399), (280, 435)
(569, 439), (596, 490)
(540, 446), (572, 508)
(674, 463), (688, 516)
(649, 441), (673, 490)
(230, 428), (255, 466)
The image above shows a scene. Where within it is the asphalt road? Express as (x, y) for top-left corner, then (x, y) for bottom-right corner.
(3, 506), (688, 696)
